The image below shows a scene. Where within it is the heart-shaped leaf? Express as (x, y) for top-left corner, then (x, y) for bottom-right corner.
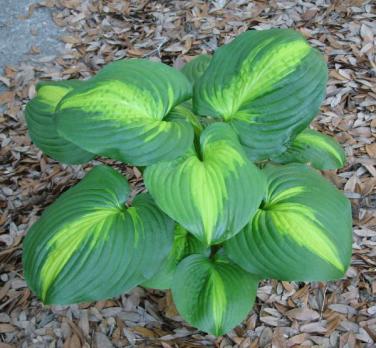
(271, 128), (346, 170)
(25, 80), (94, 164)
(55, 59), (194, 166)
(145, 123), (266, 245)
(142, 225), (209, 290)
(193, 29), (328, 160)
(225, 163), (352, 281)
(181, 54), (211, 84)
(23, 166), (175, 304)
(172, 253), (259, 336)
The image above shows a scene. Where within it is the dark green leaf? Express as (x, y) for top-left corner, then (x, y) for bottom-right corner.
(142, 225), (209, 289)
(271, 129), (346, 170)
(55, 59), (193, 166)
(172, 254), (259, 336)
(193, 29), (328, 160)
(23, 166), (175, 304)
(145, 123), (266, 245)
(25, 80), (94, 164)
(225, 163), (352, 281)
(181, 55), (211, 84)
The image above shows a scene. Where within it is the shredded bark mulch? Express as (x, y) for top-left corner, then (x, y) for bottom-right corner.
(0, 1), (375, 347)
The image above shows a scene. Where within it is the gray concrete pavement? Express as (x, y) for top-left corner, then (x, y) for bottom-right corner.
(0, 0), (64, 75)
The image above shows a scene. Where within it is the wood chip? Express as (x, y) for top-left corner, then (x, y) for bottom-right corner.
(1, 1), (375, 347)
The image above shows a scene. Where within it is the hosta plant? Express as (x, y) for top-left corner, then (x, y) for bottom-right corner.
(23, 29), (352, 336)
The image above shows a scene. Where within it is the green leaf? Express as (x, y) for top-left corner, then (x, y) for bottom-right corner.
(172, 254), (258, 336)
(181, 55), (211, 84)
(225, 163), (352, 281)
(271, 129), (346, 170)
(25, 81), (95, 164)
(170, 104), (203, 137)
(142, 225), (209, 290)
(193, 29), (328, 160)
(23, 166), (175, 304)
(55, 59), (194, 166)
(144, 123), (266, 246)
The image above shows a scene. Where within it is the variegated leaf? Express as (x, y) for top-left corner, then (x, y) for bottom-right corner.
(142, 225), (209, 290)
(225, 163), (352, 281)
(272, 128), (346, 170)
(144, 123), (266, 245)
(172, 253), (258, 336)
(23, 166), (175, 304)
(25, 80), (94, 164)
(181, 54), (211, 84)
(193, 29), (328, 160)
(55, 59), (193, 166)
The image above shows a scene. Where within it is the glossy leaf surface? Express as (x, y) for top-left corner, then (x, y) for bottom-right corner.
(272, 129), (346, 169)
(193, 29), (328, 160)
(142, 225), (209, 289)
(181, 55), (211, 83)
(145, 123), (266, 245)
(55, 59), (193, 165)
(172, 254), (258, 336)
(25, 80), (94, 164)
(225, 163), (352, 281)
(23, 166), (174, 304)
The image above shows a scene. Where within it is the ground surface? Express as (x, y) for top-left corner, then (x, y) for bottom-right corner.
(0, 1), (375, 347)
(0, 0), (64, 76)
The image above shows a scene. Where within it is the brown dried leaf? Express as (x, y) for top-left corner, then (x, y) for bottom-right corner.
(366, 143), (376, 158)
(286, 308), (320, 321)
(0, 324), (16, 333)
